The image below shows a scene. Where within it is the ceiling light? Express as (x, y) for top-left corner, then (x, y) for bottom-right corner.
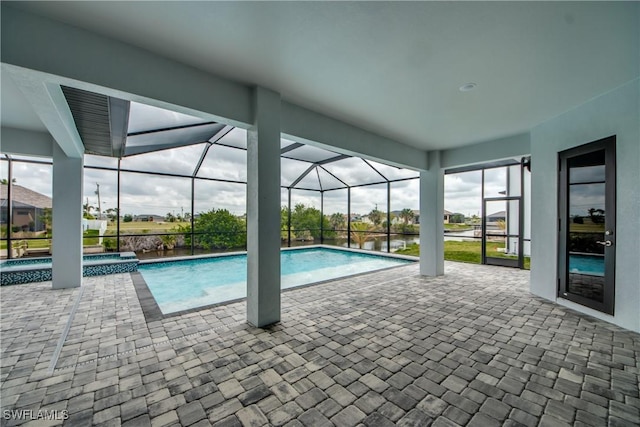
(459, 83), (477, 92)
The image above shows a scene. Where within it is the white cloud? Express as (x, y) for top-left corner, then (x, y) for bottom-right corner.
(4, 143), (510, 220)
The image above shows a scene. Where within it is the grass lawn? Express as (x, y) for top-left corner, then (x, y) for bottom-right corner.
(0, 239), (50, 250)
(1, 231), (100, 249)
(83, 229), (100, 245)
(106, 221), (190, 235)
(569, 223), (605, 233)
(397, 241), (531, 270)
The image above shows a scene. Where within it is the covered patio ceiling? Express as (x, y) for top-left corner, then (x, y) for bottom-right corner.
(60, 87), (419, 192)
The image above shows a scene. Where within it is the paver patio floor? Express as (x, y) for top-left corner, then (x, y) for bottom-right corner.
(1, 261), (638, 426)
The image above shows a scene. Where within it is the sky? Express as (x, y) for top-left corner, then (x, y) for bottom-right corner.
(1, 127), (517, 219)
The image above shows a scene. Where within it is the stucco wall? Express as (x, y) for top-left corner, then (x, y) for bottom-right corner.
(530, 78), (640, 332)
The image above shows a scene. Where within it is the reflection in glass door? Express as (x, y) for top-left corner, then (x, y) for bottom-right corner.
(558, 136), (616, 314)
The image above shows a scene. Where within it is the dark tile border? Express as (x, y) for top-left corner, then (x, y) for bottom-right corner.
(131, 262), (416, 322)
(130, 271), (164, 322)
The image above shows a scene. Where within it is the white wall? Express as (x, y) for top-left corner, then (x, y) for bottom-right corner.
(530, 78), (640, 332)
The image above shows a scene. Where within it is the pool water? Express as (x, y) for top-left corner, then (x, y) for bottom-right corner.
(139, 247), (413, 314)
(569, 254), (604, 276)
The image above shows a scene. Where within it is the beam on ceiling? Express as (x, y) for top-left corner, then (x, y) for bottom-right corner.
(3, 66), (84, 158)
(281, 102), (428, 171)
(1, 5), (252, 127)
(0, 126), (54, 157)
(317, 154), (350, 165)
(441, 132), (530, 170)
(127, 121), (217, 137)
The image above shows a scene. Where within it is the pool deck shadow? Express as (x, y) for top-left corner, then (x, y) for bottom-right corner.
(1, 261), (639, 426)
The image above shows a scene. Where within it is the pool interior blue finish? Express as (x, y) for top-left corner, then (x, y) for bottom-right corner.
(569, 254), (604, 276)
(0, 252), (139, 285)
(139, 247), (414, 314)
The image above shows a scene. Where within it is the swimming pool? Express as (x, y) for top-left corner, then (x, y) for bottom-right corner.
(569, 254), (604, 276)
(139, 247), (414, 314)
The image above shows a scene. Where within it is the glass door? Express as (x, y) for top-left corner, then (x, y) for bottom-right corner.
(482, 198), (523, 268)
(558, 136), (616, 314)
(482, 163), (525, 268)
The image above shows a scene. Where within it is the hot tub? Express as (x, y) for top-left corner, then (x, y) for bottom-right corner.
(0, 252), (139, 285)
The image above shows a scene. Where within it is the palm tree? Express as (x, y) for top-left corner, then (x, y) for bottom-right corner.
(83, 200), (95, 219)
(329, 212), (345, 231)
(399, 208), (415, 225)
(368, 206), (384, 228)
(350, 222), (371, 249)
(105, 208), (118, 223)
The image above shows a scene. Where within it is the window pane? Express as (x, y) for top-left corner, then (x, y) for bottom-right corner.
(126, 123), (222, 151)
(197, 144), (247, 182)
(483, 167), (507, 198)
(570, 165), (605, 184)
(120, 143), (207, 175)
(350, 183), (387, 252)
(289, 189), (322, 246)
(317, 167), (347, 190)
(192, 180), (247, 254)
(507, 164), (522, 197)
(194, 180), (246, 217)
(119, 172), (191, 225)
(216, 128), (247, 150)
(84, 154), (118, 169)
(366, 160), (419, 181)
(323, 188), (348, 219)
(281, 157), (313, 187)
(284, 144), (339, 163)
(128, 102), (207, 133)
(445, 170), (482, 220)
(83, 168), (117, 253)
(293, 169), (322, 190)
(323, 158), (386, 186)
(8, 160), (52, 239)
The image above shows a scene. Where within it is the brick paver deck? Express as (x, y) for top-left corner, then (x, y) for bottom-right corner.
(1, 261), (638, 426)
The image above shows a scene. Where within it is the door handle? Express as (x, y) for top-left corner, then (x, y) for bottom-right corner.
(596, 240), (612, 247)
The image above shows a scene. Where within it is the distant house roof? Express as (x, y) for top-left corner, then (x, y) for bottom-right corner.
(390, 210), (450, 216)
(488, 210), (506, 219)
(0, 184), (52, 209)
(133, 214), (165, 221)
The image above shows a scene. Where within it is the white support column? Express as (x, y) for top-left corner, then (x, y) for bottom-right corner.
(246, 87), (281, 327)
(419, 150), (445, 276)
(507, 165), (521, 256)
(52, 144), (83, 289)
